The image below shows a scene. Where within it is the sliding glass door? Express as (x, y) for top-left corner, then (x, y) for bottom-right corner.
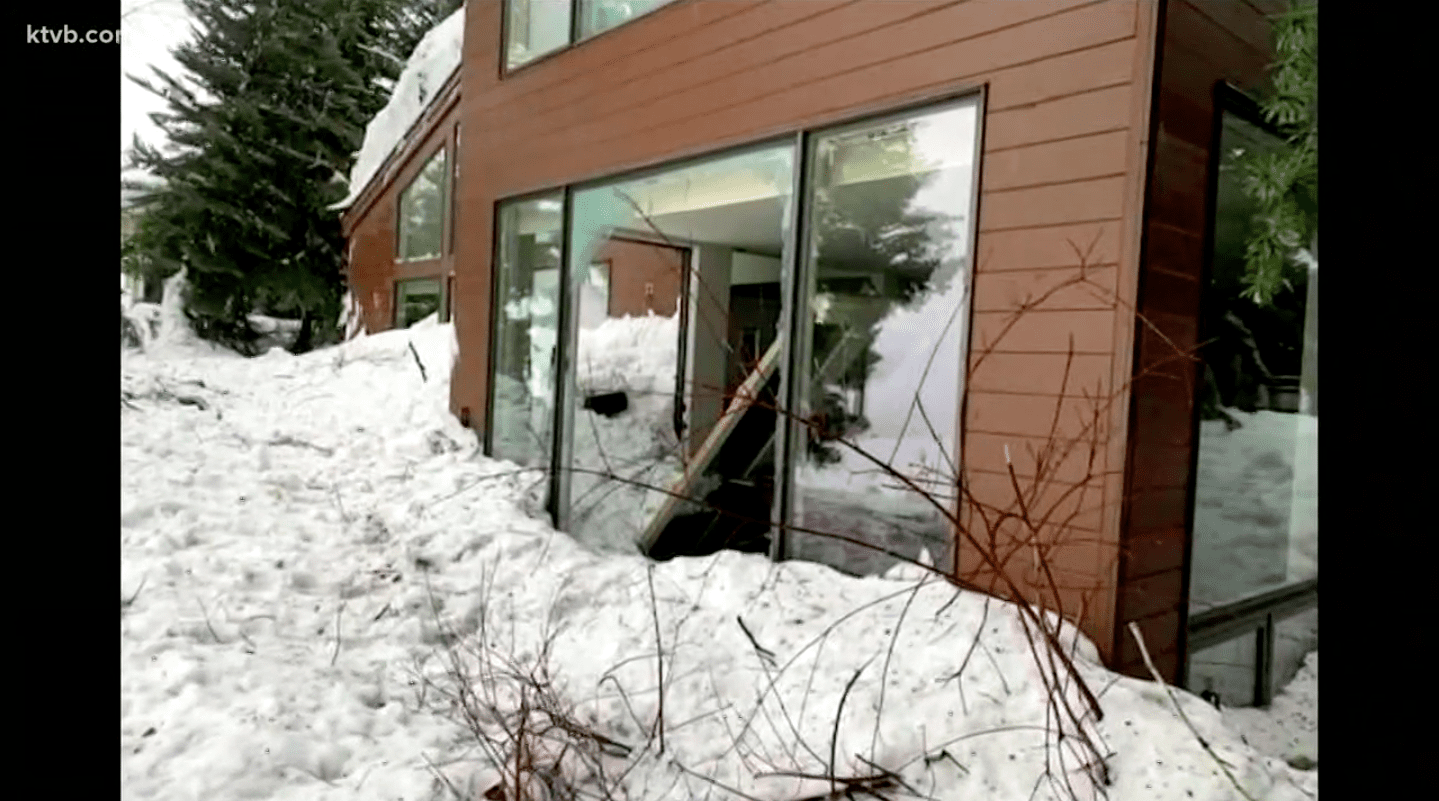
(561, 144), (797, 554)
(488, 95), (983, 573)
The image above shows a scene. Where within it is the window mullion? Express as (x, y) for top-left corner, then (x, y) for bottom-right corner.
(550, 188), (578, 529)
(771, 130), (812, 563)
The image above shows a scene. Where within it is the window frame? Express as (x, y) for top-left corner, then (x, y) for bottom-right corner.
(449, 122), (461, 258)
(774, 93), (986, 566)
(500, 0), (680, 76)
(445, 274), (455, 324)
(394, 276), (445, 329)
(486, 187), (572, 523)
(484, 87), (988, 566)
(395, 145), (449, 264)
(1179, 80), (1319, 704)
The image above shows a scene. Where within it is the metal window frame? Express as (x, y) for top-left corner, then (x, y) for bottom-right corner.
(1179, 80), (1318, 706)
(394, 276), (445, 329)
(774, 90), (987, 565)
(485, 187), (569, 471)
(486, 86), (988, 554)
(499, 0), (681, 77)
(1186, 577), (1317, 706)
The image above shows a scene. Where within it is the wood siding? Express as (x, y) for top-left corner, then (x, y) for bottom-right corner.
(341, 91), (461, 334)
(452, 0), (1163, 663)
(1114, 0), (1277, 682)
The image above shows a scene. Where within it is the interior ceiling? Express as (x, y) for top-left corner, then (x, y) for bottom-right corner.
(646, 196), (785, 256)
(640, 175), (956, 270)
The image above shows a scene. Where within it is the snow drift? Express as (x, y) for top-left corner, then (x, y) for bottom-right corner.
(122, 319), (1318, 800)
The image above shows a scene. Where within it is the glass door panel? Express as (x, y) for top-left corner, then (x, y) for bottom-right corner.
(490, 195), (565, 483)
(787, 99), (981, 576)
(562, 144), (796, 554)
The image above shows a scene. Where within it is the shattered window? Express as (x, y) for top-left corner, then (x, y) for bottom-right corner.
(559, 144), (796, 556)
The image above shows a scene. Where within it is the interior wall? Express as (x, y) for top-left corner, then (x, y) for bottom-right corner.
(685, 243), (734, 459)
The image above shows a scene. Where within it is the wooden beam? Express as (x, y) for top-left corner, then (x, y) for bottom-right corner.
(639, 338), (782, 550)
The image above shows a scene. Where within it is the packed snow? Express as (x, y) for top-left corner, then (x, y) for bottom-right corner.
(335, 8), (464, 210)
(568, 312), (685, 554)
(122, 281), (1318, 800)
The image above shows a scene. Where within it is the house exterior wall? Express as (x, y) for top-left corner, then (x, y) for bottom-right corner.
(341, 88), (462, 333)
(450, 0), (1166, 666)
(1114, 0), (1279, 681)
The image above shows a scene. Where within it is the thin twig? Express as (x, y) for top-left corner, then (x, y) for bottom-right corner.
(1127, 621), (1256, 801)
(121, 576), (147, 614)
(869, 573), (932, 763)
(736, 616), (776, 668)
(831, 660), (870, 795)
(646, 564), (666, 755)
(195, 597), (224, 644)
(670, 758), (768, 801)
(331, 599), (347, 666)
(408, 340), (428, 382)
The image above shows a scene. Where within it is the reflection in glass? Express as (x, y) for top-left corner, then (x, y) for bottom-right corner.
(396, 278), (442, 328)
(787, 99), (979, 577)
(398, 148), (446, 261)
(1189, 112), (1319, 612)
(577, 0), (674, 39)
(505, 0), (572, 70)
(563, 145), (795, 555)
(490, 195), (564, 476)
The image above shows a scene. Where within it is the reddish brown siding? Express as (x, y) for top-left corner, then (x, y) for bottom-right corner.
(452, 0), (1164, 662)
(1114, 0), (1276, 682)
(341, 88), (461, 334)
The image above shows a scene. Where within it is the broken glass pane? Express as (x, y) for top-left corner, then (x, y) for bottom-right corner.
(561, 144), (796, 556)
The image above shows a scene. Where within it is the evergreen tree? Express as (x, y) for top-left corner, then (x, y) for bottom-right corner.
(1237, 0), (1317, 306)
(125, 0), (459, 354)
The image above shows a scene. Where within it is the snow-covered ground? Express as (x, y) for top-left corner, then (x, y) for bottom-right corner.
(122, 288), (1319, 800)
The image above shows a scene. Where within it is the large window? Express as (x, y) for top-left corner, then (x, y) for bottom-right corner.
(491, 195), (565, 473)
(487, 95), (982, 576)
(505, 0), (676, 70)
(397, 148), (447, 262)
(562, 144), (796, 554)
(1184, 92), (1318, 707)
(783, 102), (979, 575)
(396, 278), (443, 328)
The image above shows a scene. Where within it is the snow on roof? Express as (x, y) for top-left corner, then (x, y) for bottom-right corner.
(333, 7), (464, 212)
